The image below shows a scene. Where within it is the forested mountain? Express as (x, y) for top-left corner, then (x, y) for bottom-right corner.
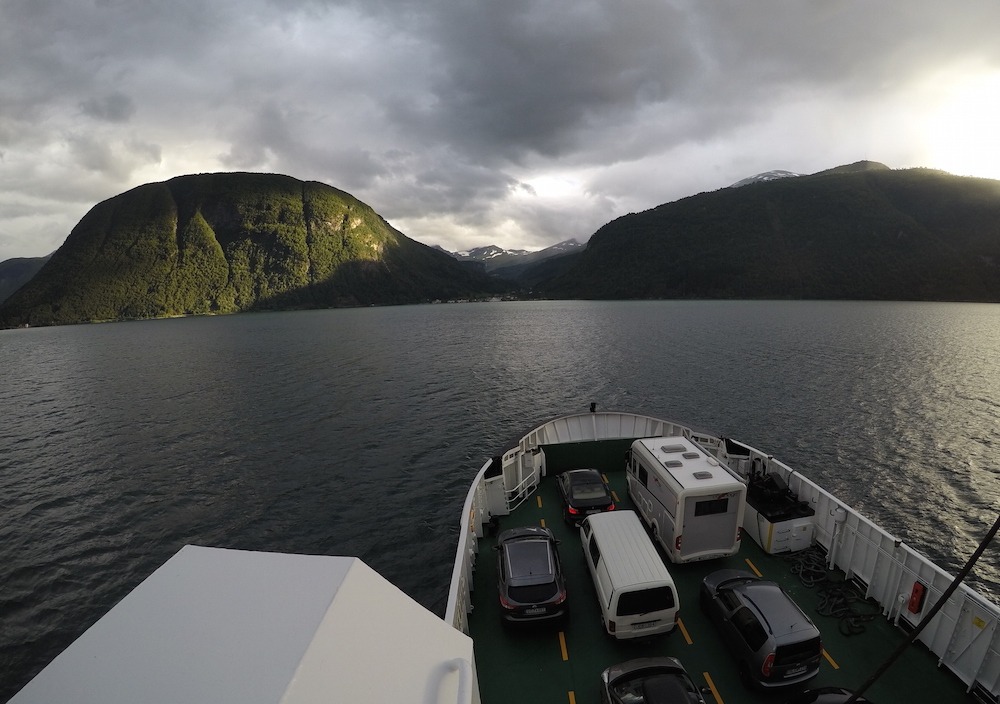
(537, 163), (1000, 301)
(0, 173), (505, 326)
(5, 163), (1000, 327)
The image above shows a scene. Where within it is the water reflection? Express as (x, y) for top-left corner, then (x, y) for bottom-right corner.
(2, 300), (1000, 700)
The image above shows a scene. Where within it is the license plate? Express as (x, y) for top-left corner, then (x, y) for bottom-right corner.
(632, 620), (658, 629)
(524, 607), (545, 615)
(785, 666), (807, 677)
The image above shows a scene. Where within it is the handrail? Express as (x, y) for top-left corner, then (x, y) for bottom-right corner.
(720, 436), (1000, 699)
(445, 458), (491, 631)
(448, 657), (472, 704)
(505, 467), (538, 512)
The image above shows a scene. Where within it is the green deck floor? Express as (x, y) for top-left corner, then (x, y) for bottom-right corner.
(469, 470), (973, 704)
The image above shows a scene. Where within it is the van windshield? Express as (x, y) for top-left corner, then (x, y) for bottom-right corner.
(616, 586), (675, 616)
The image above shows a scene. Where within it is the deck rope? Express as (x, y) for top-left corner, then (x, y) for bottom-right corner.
(783, 545), (880, 636)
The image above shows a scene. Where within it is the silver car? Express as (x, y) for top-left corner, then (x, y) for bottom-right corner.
(785, 687), (874, 704)
(700, 569), (822, 689)
(600, 657), (708, 704)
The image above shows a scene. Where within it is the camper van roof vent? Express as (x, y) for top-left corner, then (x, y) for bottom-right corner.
(664, 460), (684, 468)
(682, 452), (700, 459)
(693, 471), (714, 480)
(661, 444), (686, 453)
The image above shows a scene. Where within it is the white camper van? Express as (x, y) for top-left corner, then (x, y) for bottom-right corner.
(627, 436), (746, 563)
(579, 510), (678, 639)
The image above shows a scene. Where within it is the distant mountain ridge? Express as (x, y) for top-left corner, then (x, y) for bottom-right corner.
(729, 161), (891, 188)
(5, 162), (1000, 326)
(541, 164), (1000, 301)
(729, 170), (803, 187)
(441, 239), (584, 274)
(0, 255), (51, 304)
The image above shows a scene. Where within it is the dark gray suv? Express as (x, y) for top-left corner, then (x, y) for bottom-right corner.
(495, 526), (568, 623)
(700, 569), (822, 689)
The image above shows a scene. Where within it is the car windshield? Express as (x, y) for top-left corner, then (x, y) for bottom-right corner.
(571, 482), (608, 500)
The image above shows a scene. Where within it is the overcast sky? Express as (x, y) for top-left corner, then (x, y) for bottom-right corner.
(2, 1), (1000, 261)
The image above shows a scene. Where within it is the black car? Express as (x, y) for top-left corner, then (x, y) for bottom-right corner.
(700, 569), (822, 689)
(600, 657), (709, 704)
(785, 687), (874, 704)
(556, 468), (615, 524)
(495, 526), (567, 623)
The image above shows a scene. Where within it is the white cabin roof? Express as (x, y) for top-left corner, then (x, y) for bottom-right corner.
(11, 545), (475, 704)
(635, 436), (741, 491)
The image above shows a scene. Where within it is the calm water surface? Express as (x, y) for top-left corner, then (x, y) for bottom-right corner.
(2, 300), (1000, 700)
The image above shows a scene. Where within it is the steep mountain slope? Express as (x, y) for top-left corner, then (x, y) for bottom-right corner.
(0, 173), (505, 326)
(541, 166), (1000, 301)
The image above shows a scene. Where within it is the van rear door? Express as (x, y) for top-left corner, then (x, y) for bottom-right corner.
(614, 585), (676, 635)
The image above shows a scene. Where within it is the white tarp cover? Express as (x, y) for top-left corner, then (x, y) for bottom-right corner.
(11, 545), (475, 704)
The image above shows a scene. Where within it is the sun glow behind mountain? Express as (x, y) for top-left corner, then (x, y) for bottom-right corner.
(922, 70), (1000, 181)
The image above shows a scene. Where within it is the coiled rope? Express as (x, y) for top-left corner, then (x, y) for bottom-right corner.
(784, 545), (881, 636)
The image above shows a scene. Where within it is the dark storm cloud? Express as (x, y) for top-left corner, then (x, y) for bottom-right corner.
(2, 0), (1000, 260)
(80, 93), (137, 123)
(404, 1), (699, 160)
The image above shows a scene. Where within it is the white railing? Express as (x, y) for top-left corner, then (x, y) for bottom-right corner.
(719, 438), (1000, 700)
(445, 457), (492, 639)
(445, 411), (686, 634)
(445, 413), (1000, 701)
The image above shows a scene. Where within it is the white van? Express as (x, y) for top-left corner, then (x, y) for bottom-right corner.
(579, 510), (678, 639)
(627, 436), (746, 563)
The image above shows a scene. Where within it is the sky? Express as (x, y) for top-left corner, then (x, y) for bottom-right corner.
(2, 1), (1000, 262)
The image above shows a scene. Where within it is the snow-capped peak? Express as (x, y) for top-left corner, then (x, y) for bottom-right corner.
(729, 170), (802, 188)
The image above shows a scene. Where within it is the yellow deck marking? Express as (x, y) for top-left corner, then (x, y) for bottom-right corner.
(744, 558), (762, 577)
(537, 496), (543, 508)
(611, 490), (620, 502)
(602, 473), (609, 482)
(677, 617), (693, 645)
(822, 648), (840, 669)
(567, 692), (576, 704)
(558, 631), (569, 661)
(703, 671), (724, 704)
(540, 518), (546, 528)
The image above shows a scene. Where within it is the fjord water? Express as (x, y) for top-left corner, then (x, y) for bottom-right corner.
(2, 300), (1000, 699)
